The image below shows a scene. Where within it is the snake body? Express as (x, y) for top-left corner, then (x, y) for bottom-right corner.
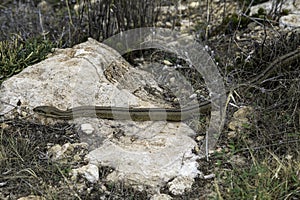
(33, 47), (300, 121)
(33, 101), (211, 121)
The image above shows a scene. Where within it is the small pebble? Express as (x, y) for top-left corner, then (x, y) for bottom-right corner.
(81, 123), (94, 134)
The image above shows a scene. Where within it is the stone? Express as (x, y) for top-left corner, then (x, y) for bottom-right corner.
(48, 142), (88, 162)
(37, 0), (52, 12)
(228, 106), (253, 131)
(280, 14), (300, 29)
(0, 38), (203, 193)
(163, 60), (172, 66)
(250, 0), (300, 16)
(227, 131), (237, 138)
(233, 106), (253, 119)
(86, 128), (200, 192)
(203, 173), (215, 179)
(228, 117), (249, 131)
(17, 195), (45, 200)
(80, 123), (95, 135)
(229, 155), (246, 167)
(150, 193), (173, 200)
(71, 164), (99, 183)
(167, 176), (194, 195)
(189, 2), (200, 9)
(250, 0), (300, 30)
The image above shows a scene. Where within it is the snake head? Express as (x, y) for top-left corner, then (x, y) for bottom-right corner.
(33, 106), (50, 114)
(33, 106), (71, 119)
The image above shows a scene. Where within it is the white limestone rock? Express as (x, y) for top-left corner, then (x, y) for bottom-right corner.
(71, 164), (99, 183)
(86, 124), (201, 192)
(17, 195), (46, 200)
(280, 14), (300, 29)
(250, 0), (300, 29)
(167, 176), (194, 195)
(0, 38), (203, 193)
(150, 193), (173, 200)
(250, 0), (300, 15)
(80, 123), (95, 135)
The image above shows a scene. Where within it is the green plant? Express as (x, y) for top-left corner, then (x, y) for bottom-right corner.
(0, 37), (53, 84)
(216, 153), (300, 199)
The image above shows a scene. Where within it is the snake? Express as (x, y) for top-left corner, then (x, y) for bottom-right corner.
(33, 101), (211, 121)
(33, 46), (300, 121)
